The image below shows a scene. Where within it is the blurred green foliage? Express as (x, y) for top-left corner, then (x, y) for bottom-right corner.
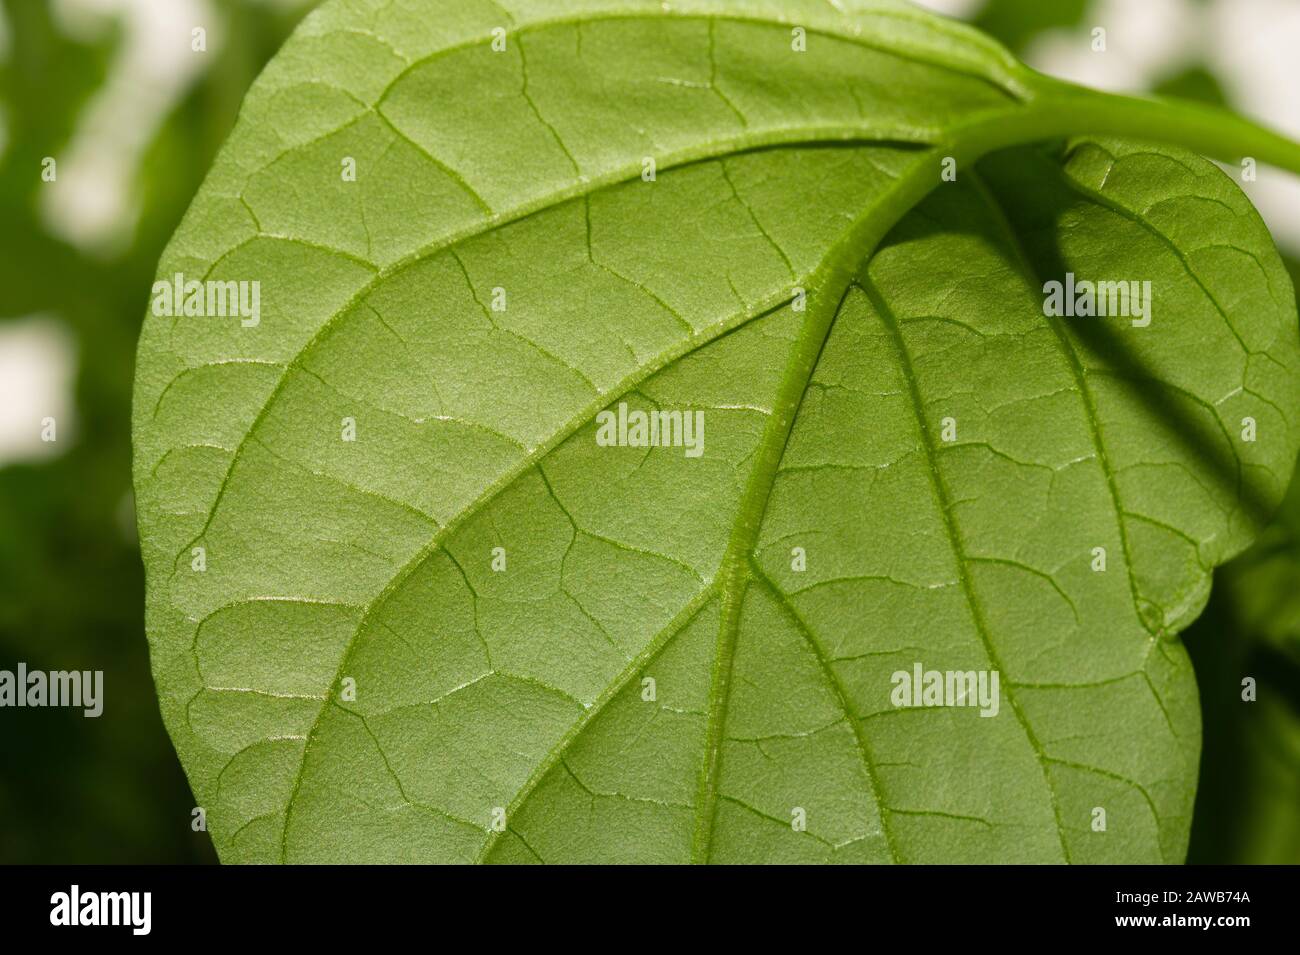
(1186, 456), (1300, 863)
(973, 0), (1091, 54)
(1, 0), (1297, 863)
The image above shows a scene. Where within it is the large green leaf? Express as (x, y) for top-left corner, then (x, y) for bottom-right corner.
(132, 0), (1300, 863)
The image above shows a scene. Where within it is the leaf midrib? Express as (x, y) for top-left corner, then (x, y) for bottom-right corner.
(467, 223), (889, 863)
(270, 141), (941, 860)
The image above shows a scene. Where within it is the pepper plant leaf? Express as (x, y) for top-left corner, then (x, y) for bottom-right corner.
(132, 0), (1300, 863)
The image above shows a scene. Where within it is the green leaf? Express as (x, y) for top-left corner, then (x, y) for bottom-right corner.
(132, 0), (1300, 863)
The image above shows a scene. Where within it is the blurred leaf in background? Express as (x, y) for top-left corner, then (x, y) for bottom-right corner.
(1187, 465), (1300, 863)
(0, 0), (315, 864)
(973, 0), (1091, 52)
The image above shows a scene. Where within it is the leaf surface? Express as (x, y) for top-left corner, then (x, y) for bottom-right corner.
(132, 0), (1300, 863)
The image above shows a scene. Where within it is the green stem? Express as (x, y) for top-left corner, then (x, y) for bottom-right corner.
(973, 74), (1300, 177)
